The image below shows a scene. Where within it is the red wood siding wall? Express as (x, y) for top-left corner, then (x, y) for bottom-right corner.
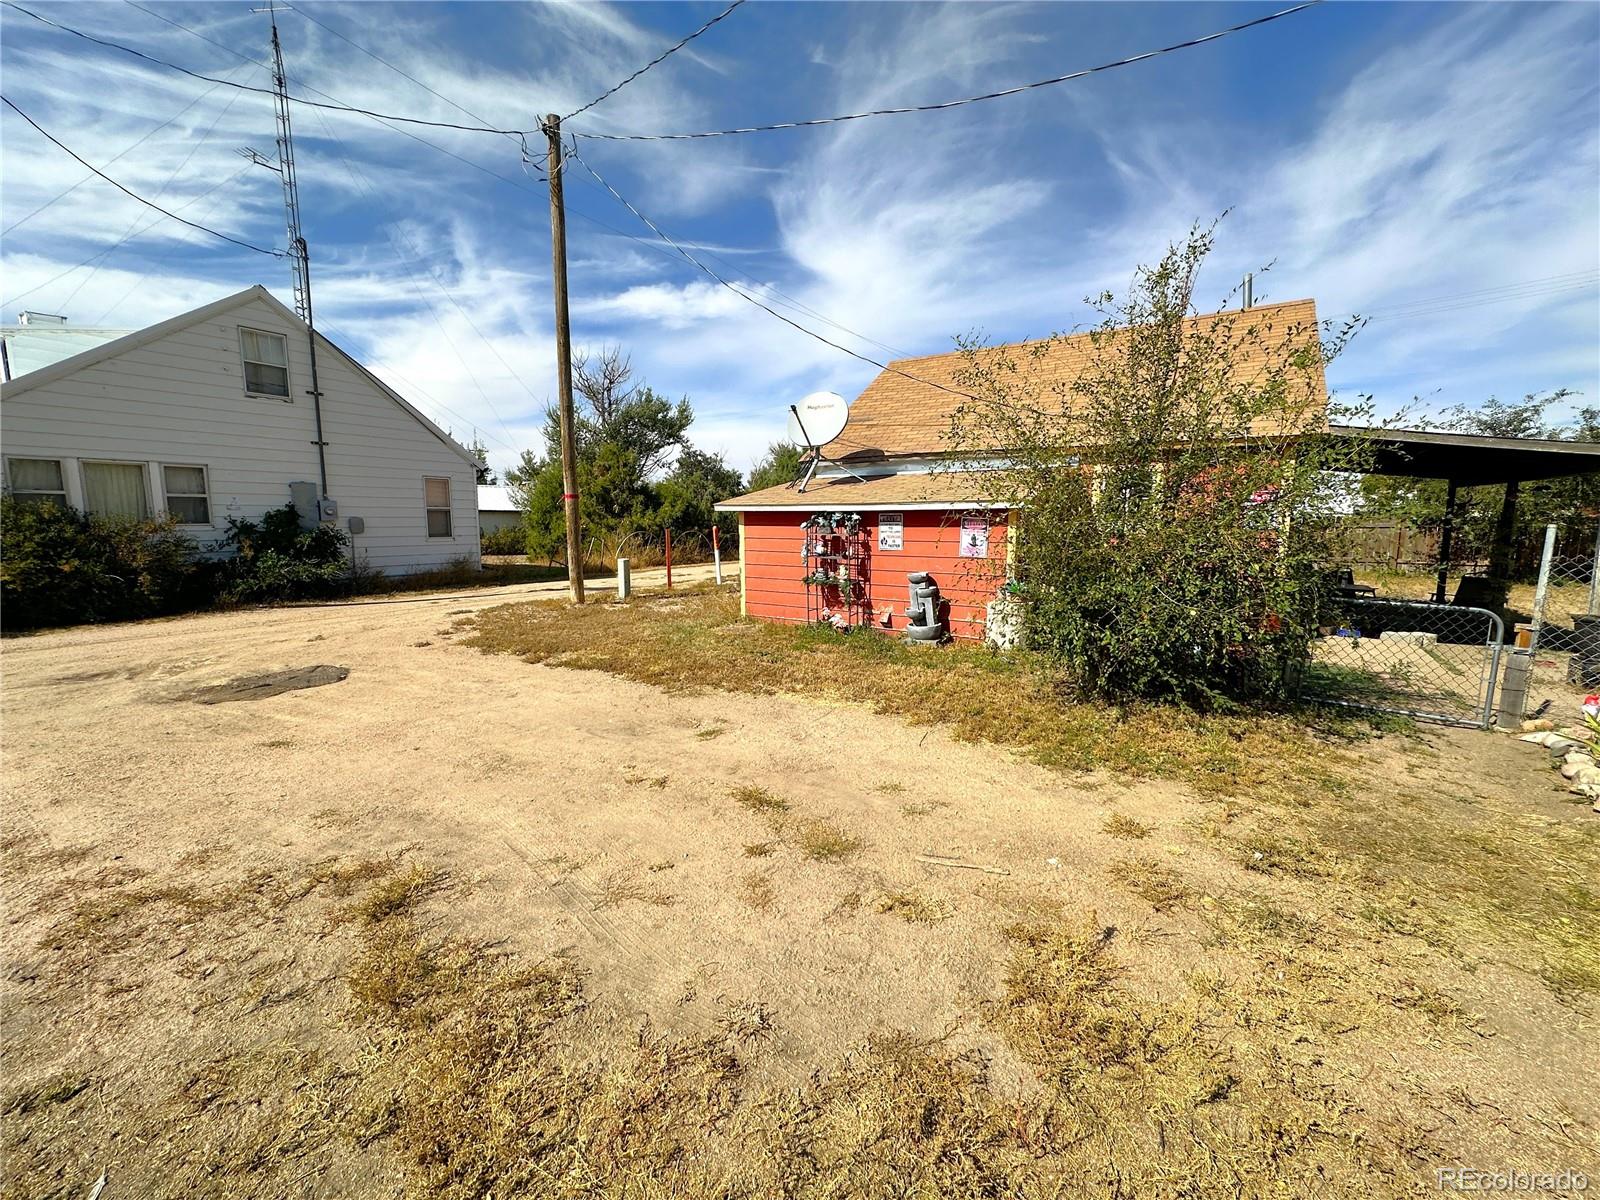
(740, 509), (1009, 641)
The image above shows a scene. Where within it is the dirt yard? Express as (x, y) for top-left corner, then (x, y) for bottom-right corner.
(3, 576), (1597, 1198)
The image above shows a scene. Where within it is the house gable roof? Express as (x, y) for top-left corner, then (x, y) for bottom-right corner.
(821, 298), (1326, 460)
(1, 284), (478, 466)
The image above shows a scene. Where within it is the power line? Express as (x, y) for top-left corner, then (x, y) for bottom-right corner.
(572, 1), (1322, 140)
(565, 141), (977, 404)
(2, 66), (247, 237)
(124, 1), (542, 198)
(287, 3), (523, 149)
(63, 69), (256, 314)
(565, 0), (745, 121)
(1, 95), (283, 256)
(3, 1), (533, 135)
(2, 163), (257, 311)
(306, 105), (526, 451)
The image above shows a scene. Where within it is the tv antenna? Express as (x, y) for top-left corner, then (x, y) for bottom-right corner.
(241, 1), (311, 324)
(241, 1), (329, 496)
(786, 391), (866, 493)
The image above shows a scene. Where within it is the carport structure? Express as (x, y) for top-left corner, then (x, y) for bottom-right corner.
(1325, 425), (1600, 602)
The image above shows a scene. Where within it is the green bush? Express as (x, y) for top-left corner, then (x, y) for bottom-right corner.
(219, 504), (350, 602)
(1, 496), (201, 630)
(480, 525), (525, 556)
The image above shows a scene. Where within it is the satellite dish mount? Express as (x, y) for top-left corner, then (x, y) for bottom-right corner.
(786, 392), (866, 494)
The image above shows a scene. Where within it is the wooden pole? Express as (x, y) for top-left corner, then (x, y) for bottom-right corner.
(1435, 479), (1458, 603)
(665, 528), (673, 589)
(544, 113), (584, 604)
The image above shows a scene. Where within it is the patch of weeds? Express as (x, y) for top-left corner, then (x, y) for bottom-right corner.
(874, 781), (906, 795)
(4, 1075), (89, 1116)
(694, 726), (727, 740)
(731, 785), (789, 814)
(348, 865), (444, 926)
(874, 891), (952, 925)
(594, 869), (674, 910)
(790, 818), (862, 862)
(742, 842), (777, 858)
(1102, 813), (1152, 840)
(648, 860), (676, 873)
(739, 872), (774, 912)
(1239, 832), (1330, 879)
(1107, 858), (1190, 912)
(623, 773), (669, 789)
(827, 891), (863, 920)
(259, 738), (296, 749)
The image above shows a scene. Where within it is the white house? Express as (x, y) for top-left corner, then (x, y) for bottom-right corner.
(1, 285), (481, 575)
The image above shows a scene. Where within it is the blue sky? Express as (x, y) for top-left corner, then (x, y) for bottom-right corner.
(3, 1), (1597, 479)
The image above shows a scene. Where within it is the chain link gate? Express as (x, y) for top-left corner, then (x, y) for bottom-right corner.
(1524, 521), (1600, 721)
(1302, 597), (1505, 728)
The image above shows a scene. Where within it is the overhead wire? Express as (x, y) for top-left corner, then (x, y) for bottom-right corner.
(64, 64), (259, 314)
(2, 163), (259, 311)
(570, 1), (1323, 140)
(3, 70), (238, 237)
(564, 0), (745, 121)
(564, 140), (979, 404)
(306, 105), (525, 452)
(3, 1), (535, 135)
(1, 95), (283, 256)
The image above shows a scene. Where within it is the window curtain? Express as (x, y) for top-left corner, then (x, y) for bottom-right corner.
(8, 459), (63, 492)
(83, 462), (149, 519)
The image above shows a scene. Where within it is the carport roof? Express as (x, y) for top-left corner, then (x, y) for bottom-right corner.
(1326, 425), (1600, 486)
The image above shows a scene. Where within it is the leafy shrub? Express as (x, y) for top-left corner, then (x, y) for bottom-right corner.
(219, 504), (350, 602)
(948, 223), (1371, 708)
(1, 496), (201, 630)
(480, 525), (525, 556)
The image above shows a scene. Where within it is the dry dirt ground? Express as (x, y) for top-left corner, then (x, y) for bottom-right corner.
(2, 571), (1597, 1198)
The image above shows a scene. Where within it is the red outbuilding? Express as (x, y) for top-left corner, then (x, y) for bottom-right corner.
(716, 298), (1326, 644)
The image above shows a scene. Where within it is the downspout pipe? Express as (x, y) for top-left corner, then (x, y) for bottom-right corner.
(298, 237), (329, 498)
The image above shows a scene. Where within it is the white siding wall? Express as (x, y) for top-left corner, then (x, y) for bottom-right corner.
(0, 294), (480, 574)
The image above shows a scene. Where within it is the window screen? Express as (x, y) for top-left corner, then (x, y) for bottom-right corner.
(424, 477), (452, 537)
(240, 328), (290, 398)
(82, 462), (149, 519)
(7, 458), (66, 507)
(163, 464), (210, 525)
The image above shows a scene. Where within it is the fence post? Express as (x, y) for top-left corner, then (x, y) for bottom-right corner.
(1528, 523), (1558, 654)
(712, 524), (722, 585)
(665, 528), (673, 590)
(1589, 517), (1600, 617)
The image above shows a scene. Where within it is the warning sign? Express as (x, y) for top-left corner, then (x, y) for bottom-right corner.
(878, 512), (903, 551)
(959, 516), (989, 558)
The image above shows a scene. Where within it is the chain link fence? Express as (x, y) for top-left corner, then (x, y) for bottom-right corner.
(1524, 523), (1600, 721)
(1302, 597), (1505, 728)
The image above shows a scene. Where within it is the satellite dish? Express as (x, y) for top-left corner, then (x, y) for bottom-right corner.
(787, 391), (849, 446)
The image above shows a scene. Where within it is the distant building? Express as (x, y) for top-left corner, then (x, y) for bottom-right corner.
(476, 485), (521, 535)
(1, 285), (481, 575)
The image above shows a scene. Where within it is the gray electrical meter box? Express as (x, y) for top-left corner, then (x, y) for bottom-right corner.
(318, 496), (339, 521)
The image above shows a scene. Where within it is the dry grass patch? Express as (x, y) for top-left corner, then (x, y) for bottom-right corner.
(731, 784), (789, 814)
(789, 817), (862, 862)
(742, 841), (777, 858)
(1107, 858), (1191, 912)
(464, 586), (1371, 802)
(873, 890), (952, 925)
(593, 868), (674, 910)
(739, 871), (775, 911)
(1102, 813), (1152, 840)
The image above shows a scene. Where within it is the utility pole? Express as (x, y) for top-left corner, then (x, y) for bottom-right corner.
(543, 113), (584, 603)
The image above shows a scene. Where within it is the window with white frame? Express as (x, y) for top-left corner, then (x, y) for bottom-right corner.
(424, 477), (452, 537)
(6, 458), (67, 507)
(162, 464), (211, 525)
(81, 461), (149, 520)
(240, 327), (290, 398)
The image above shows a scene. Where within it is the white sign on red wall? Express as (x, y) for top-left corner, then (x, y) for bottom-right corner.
(878, 512), (903, 551)
(959, 516), (990, 558)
